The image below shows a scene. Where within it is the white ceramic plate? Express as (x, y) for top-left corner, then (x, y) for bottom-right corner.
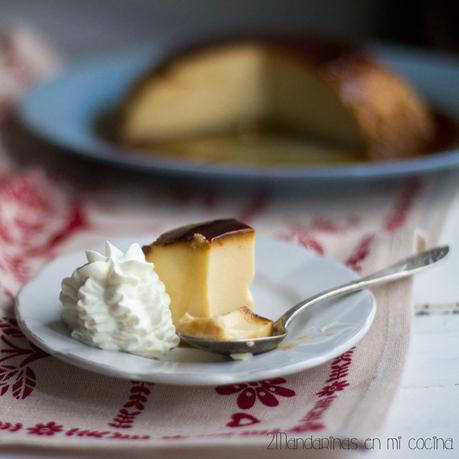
(15, 235), (376, 385)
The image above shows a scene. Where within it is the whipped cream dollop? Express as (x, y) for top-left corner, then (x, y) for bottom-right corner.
(60, 241), (179, 358)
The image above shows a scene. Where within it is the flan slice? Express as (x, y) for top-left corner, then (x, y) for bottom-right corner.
(143, 219), (255, 326)
(178, 306), (273, 340)
(119, 38), (434, 160)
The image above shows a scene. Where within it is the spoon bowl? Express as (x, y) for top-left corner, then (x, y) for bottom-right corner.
(180, 322), (287, 355)
(179, 332), (286, 355)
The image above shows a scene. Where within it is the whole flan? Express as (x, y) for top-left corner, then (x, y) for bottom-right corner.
(119, 37), (434, 160)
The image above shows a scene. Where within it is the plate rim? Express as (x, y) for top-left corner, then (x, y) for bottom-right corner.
(14, 235), (377, 386)
(18, 45), (459, 183)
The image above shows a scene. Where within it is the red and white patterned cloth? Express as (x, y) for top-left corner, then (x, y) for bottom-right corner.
(0, 27), (458, 457)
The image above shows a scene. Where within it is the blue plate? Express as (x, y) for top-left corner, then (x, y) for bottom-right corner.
(19, 45), (459, 183)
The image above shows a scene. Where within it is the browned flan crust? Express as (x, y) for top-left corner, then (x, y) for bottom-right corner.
(119, 36), (435, 160)
(249, 38), (434, 159)
(317, 52), (434, 160)
(142, 218), (254, 255)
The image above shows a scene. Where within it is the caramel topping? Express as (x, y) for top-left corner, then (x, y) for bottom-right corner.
(150, 219), (254, 247)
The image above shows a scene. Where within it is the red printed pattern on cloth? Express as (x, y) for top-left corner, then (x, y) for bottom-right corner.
(279, 227), (325, 254)
(227, 412), (261, 428)
(345, 234), (375, 273)
(383, 178), (421, 232)
(109, 381), (153, 429)
(0, 421), (150, 440)
(290, 348), (355, 432)
(27, 421), (63, 436)
(0, 173), (89, 294)
(278, 215), (361, 255)
(0, 317), (48, 399)
(216, 378), (296, 410)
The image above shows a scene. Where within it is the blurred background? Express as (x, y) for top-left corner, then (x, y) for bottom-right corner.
(2, 0), (458, 181)
(2, 0), (458, 59)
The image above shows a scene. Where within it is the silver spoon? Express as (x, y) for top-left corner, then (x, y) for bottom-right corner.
(179, 245), (449, 356)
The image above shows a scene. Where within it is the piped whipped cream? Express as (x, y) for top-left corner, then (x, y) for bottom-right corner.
(60, 241), (179, 358)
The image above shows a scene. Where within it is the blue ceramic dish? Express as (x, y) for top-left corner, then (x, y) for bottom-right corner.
(19, 45), (459, 183)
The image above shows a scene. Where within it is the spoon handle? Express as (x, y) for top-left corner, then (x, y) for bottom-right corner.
(278, 245), (449, 329)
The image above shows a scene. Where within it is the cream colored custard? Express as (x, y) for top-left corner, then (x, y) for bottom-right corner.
(142, 219), (256, 326)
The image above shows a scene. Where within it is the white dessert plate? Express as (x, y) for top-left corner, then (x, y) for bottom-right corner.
(15, 235), (376, 386)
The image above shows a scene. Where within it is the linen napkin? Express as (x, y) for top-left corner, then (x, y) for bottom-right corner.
(0, 26), (458, 457)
